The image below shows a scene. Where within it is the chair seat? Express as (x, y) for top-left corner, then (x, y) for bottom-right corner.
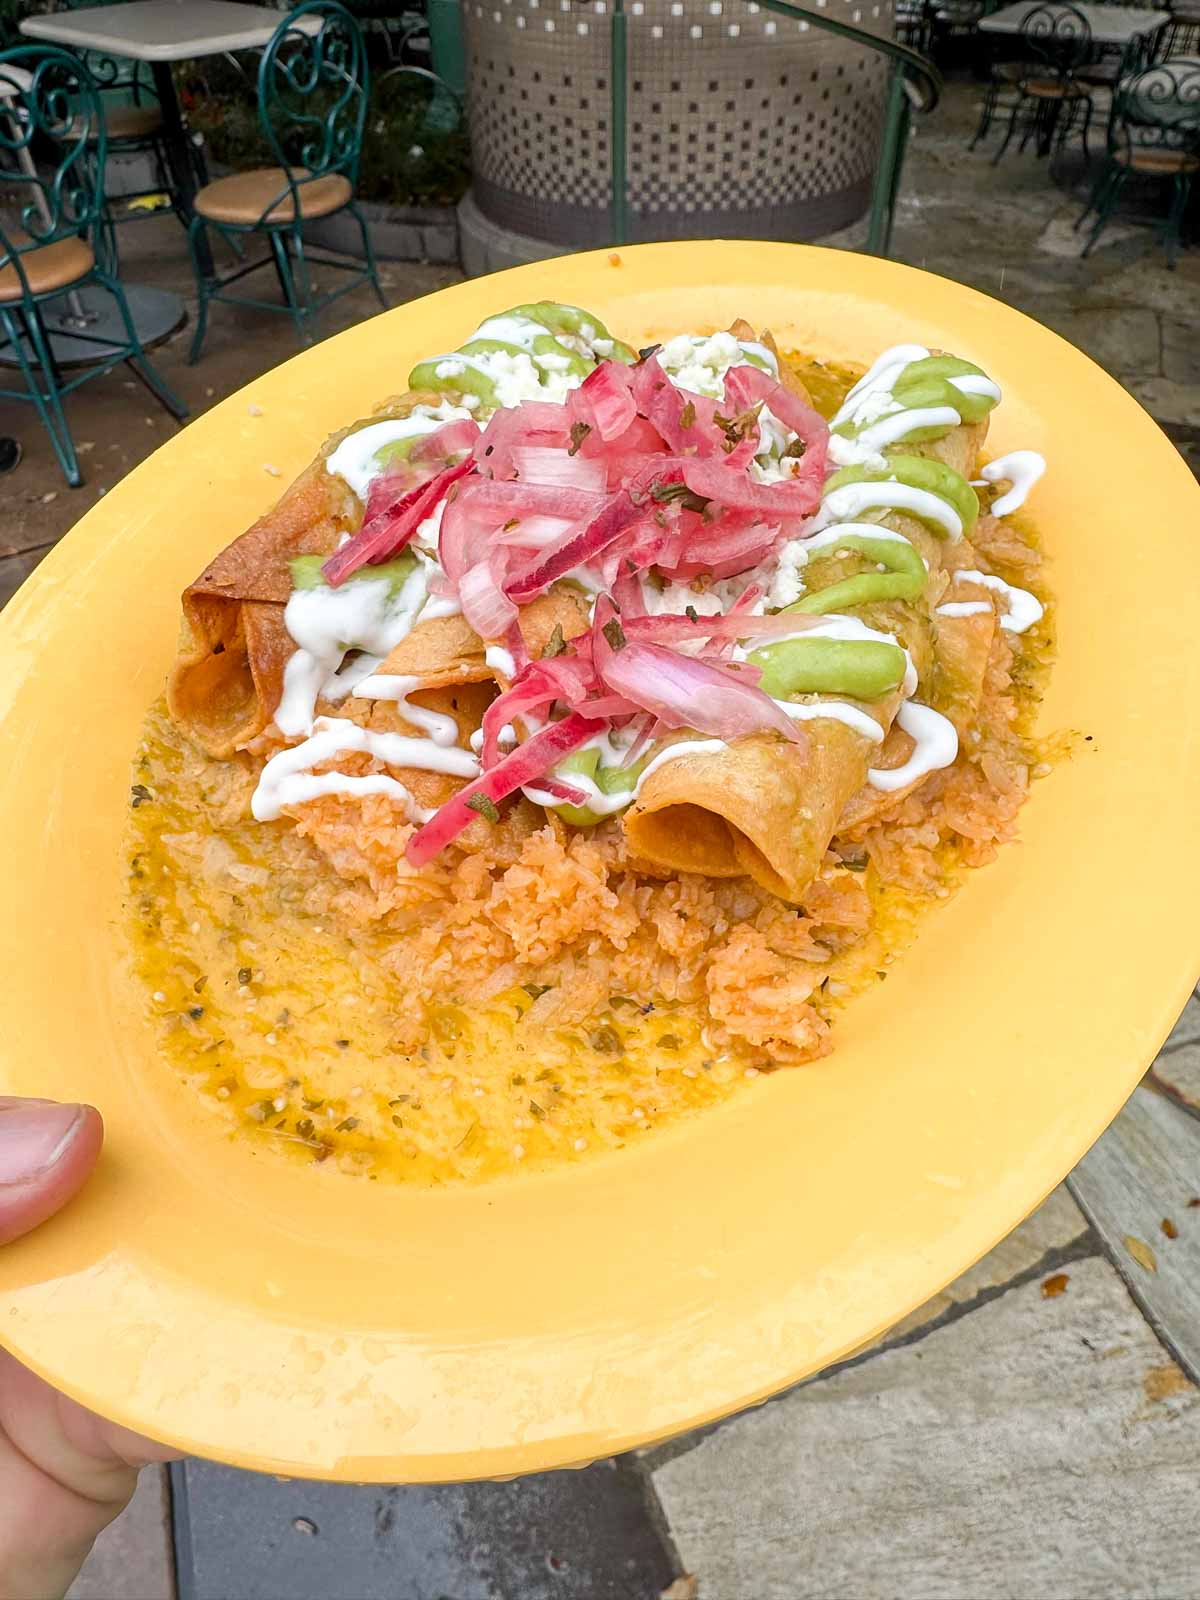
(194, 168), (353, 226)
(71, 101), (164, 141)
(0, 233), (94, 303)
(1024, 77), (1091, 98)
(105, 101), (164, 140)
(1114, 145), (1200, 174)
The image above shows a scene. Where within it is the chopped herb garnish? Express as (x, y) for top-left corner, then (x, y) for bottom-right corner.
(657, 1033), (681, 1051)
(391, 1115), (404, 1129)
(543, 623), (566, 658)
(335, 1039), (350, 1049)
(685, 604), (700, 623)
(510, 1073), (526, 1087)
(637, 343), (662, 362)
(782, 437), (808, 459)
(388, 1095), (410, 1107)
(589, 1024), (623, 1054)
(529, 1100), (547, 1120)
(130, 784), (153, 807)
(522, 983), (551, 1000)
(193, 976), (207, 994)
(188, 1006), (204, 1021)
(713, 403), (763, 453)
(651, 481), (709, 513)
(302, 1097), (324, 1111)
(237, 967), (252, 986)
(568, 420), (592, 455)
(466, 793), (501, 824)
(335, 1116), (359, 1133)
(602, 618), (627, 651)
(296, 1118), (316, 1141)
(679, 400), (696, 429)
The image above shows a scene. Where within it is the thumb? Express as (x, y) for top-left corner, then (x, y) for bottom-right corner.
(0, 1099), (103, 1246)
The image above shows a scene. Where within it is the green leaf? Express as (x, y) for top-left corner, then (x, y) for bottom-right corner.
(466, 793), (500, 824)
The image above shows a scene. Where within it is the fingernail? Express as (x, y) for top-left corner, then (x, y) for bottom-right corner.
(0, 1102), (86, 1184)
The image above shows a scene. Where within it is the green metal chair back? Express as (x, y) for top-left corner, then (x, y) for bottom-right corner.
(0, 46), (107, 298)
(1108, 59), (1200, 160)
(1018, 2), (1093, 80)
(257, 0), (370, 200)
(60, 0), (156, 104)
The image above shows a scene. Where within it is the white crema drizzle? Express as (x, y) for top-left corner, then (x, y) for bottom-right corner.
(274, 562), (430, 739)
(252, 716), (479, 823)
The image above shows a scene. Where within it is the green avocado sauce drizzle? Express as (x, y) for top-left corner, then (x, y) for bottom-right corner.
(408, 301), (637, 410)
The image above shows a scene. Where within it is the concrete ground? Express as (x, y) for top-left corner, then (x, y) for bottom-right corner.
(0, 245), (459, 605)
(1, 73), (1196, 1600)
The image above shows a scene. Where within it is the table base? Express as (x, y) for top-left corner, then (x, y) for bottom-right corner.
(0, 285), (186, 371)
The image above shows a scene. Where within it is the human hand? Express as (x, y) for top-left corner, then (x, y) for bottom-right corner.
(0, 1099), (180, 1600)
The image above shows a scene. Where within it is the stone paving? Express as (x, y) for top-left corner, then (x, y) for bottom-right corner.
(0, 71), (1194, 1600)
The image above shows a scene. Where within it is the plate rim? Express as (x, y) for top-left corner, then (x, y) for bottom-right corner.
(1, 239), (1199, 1481)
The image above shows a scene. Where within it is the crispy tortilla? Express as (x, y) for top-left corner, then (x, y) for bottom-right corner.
(168, 395), (441, 758)
(168, 463), (356, 758)
(624, 403), (988, 904)
(625, 711), (895, 898)
(377, 587), (592, 687)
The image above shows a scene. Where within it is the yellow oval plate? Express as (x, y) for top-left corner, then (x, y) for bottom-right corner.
(1, 242), (1198, 1483)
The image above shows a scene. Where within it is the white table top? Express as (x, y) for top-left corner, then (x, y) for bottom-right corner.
(979, 2), (1170, 41)
(20, 1), (316, 63)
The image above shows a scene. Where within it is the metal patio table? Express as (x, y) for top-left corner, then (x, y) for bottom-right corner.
(978, 0), (1172, 68)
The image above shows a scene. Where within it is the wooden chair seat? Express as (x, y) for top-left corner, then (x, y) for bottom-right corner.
(71, 101), (164, 141)
(1114, 145), (1200, 174)
(0, 233), (94, 303)
(194, 168), (353, 226)
(104, 101), (164, 140)
(1024, 77), (1090, 98)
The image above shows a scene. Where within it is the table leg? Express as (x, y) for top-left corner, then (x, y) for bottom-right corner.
(151, 60), (212, 277)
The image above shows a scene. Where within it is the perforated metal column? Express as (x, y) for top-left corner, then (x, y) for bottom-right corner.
(463, 0), (893, 245)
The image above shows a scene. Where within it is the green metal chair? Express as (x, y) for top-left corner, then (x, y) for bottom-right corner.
(60, 0), (197, 231)
(977, 3), (1096, 164)
(1076, 59), (1200, 267)
(0, 45), (186, 487)
(186, 0), (386, 364)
